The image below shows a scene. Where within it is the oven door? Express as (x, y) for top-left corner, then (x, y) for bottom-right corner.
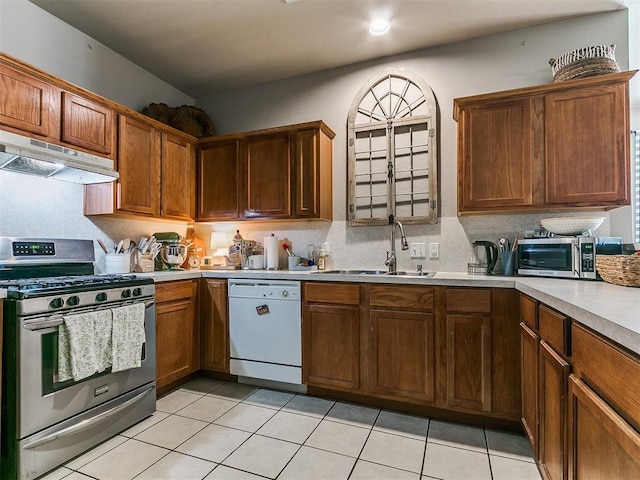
(17, 299), (156, 439)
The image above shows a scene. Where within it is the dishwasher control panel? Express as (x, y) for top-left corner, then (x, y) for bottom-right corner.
(228, 280), (301, 301)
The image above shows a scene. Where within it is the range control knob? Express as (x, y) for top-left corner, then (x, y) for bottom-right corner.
(66, 295), (80, 306)
(49, 297), (64, 309)
(95, 292), (108, 302)
(132, 288), (142, 297)
(121, 289), (132, 298)
(282, 290), (289, 298)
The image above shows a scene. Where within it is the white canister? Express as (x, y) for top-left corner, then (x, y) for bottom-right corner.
(105, 253), (131, 274)
(248, 254), (265, 269)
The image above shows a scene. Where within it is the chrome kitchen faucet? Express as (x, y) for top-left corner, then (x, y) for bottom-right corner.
(385, 220), (409, 274)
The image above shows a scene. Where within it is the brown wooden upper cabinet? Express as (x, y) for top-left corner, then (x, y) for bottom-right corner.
(198, 140), (240, 220)
(0, 55), (116, 159)
(454, 71), (636, 215)
(197, 121), (334, 222)
(61, 92), (116, 158)
(0, 61), (58, 138)
(161, 132), (195, 220)
(84, 115), (195, 221)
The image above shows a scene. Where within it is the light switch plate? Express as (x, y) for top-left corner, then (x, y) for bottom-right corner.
(410, 242), (426, 258)
(429, 242), (439, 259)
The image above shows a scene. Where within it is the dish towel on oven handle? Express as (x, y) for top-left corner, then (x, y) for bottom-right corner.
(111, 302), (146, 372)
(58, 310), (113, 382)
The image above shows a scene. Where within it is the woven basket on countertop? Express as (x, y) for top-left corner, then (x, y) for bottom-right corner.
(596, 255), (640, 287)
(549, 44), (620, 83)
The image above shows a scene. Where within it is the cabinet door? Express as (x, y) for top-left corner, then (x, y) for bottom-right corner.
(369, 309), (435, 403)
(302, 303), (361, 392)
(545, 83), (629, 206)
(160, 132), (195, 220)
(568, 375), (640, 480)
(457, 97), (540, 213)
(521, 322), (539, 456)
(0, 63), (58, 137)
(155, 281), (198, 390)
(243, 133), (291, 219)
(539, 340), (569, 480)
(294, 127), (332, 220)
(197, 140), (240, 221)
(446, 314), (492, 412)
(61, 92), (115, 157)
(200, 279), (229, 372)
(117, 115), (161, 216)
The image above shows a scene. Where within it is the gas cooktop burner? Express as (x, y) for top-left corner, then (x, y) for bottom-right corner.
(0, 274), (139, 291)
(0, 274), (154, 301)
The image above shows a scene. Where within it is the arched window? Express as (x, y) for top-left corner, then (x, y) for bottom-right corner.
(347, 68), (438, 226)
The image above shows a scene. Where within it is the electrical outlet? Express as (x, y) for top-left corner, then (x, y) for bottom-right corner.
(409, 242), (426, 258)
(429, 242), (439, 259)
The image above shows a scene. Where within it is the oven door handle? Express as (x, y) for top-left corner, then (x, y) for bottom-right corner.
(23, 315), (64, 330)
(22, 385), (155, 450)
(23, 301), (153, 330)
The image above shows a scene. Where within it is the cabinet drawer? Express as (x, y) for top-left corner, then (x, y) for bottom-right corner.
(445, 288), (491, 313)
(538, 305), (569, 355)
(370, 285), (434, 311)
(520, 294), (537, 329)
(155, 280), (197, 304)
(572, 323), (640, 432)
(304, 282), (360, 305)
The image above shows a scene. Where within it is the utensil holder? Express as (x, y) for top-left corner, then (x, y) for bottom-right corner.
(135, 254), (155, 273)
(105, 253), (131, 274)
(501, 251), (515, 276)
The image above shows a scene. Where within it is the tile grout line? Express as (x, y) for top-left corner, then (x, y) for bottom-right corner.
(484, 427), (495, 480)
(420, 417), (431, 479)
(273, 392), (342, 479)
(345, 407), (381, 479)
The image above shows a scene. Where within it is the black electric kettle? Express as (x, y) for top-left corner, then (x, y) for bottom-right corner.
(472, 240), (499, 275)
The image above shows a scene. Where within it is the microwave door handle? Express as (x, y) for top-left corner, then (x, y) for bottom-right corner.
(573, 242), (581, 278)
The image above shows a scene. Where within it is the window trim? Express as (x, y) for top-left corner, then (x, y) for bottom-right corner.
(347, 67), (438, 226)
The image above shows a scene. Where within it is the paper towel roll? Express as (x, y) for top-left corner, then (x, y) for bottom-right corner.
(265, 235), (279, 270)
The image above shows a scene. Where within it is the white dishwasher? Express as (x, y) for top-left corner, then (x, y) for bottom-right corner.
(228, 279), (302, 385)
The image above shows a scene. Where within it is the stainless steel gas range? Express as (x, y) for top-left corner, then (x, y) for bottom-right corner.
(0, 238), (156, 480)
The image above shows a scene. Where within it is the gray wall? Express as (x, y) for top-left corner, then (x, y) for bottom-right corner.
(0, 0), (193, 111)
(0, 0), (194, 272)
(195, 10), (634, 271)
(0, 2), (634, 272)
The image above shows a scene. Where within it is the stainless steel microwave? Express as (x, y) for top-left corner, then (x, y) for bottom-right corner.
(517, 237), (622, 279)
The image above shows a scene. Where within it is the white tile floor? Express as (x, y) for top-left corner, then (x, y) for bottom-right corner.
(42, 377), (543, 480)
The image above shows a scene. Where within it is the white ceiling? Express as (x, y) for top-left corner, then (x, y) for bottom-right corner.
(29, 0), (629, 98)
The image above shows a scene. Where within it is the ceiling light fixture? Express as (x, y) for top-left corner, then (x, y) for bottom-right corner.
(368, 19), (390, 36)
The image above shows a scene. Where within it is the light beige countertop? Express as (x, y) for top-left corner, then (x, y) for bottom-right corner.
(139, 268), (639, 355)
(515, 277), (640, 354)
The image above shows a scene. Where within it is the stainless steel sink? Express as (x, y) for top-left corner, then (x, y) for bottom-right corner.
(312, 269), (435, 277)
(312, 269), (388, 275)
(385, 271), (436, 277)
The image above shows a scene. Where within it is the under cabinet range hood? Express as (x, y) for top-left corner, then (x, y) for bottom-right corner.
(0, 130), (119, 184)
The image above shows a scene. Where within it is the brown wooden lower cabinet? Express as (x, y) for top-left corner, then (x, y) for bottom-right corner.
(539, 340), (569, 480)
(155, 280), (198, 390)
(302, 302), (362, 392)
(446, 313), (492, 412)
(520, 322), (539, 456)
(200, 279), (229, 373)
(302, 283), (520, 422)
(369, 308), (435, 403)
(568, 375), (640, 479)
